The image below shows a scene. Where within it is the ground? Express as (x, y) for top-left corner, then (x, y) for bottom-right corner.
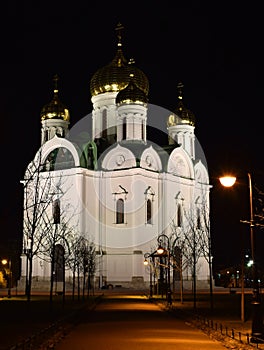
(0, 287), (263, 350)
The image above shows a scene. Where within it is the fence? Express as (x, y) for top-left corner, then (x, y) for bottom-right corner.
(173, 305), (264, 349)
(153, 296), (264, 350)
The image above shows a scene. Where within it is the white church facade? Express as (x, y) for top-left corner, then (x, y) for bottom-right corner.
(19, 24), (211, 292)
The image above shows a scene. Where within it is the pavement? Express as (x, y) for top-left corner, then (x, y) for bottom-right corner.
(0, 287), (263, 350)
(54, 292), (231, 350)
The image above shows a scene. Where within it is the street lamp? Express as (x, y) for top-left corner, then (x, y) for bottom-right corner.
(157, 234), (172, 304)
(220, 173), (264, 342)
(23, 247), (32, 297)
(1, 259), (12, 298)
(144, 252), (154, 297)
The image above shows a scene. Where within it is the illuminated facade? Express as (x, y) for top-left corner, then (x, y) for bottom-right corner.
(19, 24), (211, 291)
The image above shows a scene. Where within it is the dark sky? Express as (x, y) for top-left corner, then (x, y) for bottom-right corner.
(1, 1), (263, 270)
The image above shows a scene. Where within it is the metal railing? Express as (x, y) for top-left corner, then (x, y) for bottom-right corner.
(193, 314), (264, 349)
(150, 295), (264, 349)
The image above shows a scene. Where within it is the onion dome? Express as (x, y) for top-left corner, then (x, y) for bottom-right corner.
(167, 82), (195, 127)
(116, 73), (148, 106)
(90, 23), (149, 97)
(40, 74), (70, 121)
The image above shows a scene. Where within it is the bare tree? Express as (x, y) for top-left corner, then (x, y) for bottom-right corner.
(66, 235), (96, 300)
(21, 147), (78, 304)
(200, 201), (214, 310)
(181, 204), (205, 311)
(38, 222), (73, 305)
(21, 150), (56, 302)
(194, 197), (214, 311)
(36, 179), (79, 306)
(81, 237), (96, 298)
(169, 220), (189, 303)
(66, 234), (83, 300)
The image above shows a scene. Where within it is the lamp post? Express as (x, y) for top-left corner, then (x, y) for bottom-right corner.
(144, 252), (154, 297)
(157, 234), (172, 304)
(220, 173), (264, 342)
(1, 259), (12, 298)
(24, 248), (32, 297)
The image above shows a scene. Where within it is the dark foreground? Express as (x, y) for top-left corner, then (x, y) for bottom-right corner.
(0, 288), (262, 350)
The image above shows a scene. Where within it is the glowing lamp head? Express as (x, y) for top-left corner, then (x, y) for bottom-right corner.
(219, 176), (236, 187)
(157, 246), (165, 255)
(143, 259), (148, 266)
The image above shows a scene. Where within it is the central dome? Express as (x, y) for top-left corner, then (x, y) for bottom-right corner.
(90, 24), (149, 97)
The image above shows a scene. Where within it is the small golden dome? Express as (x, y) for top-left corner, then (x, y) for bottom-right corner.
(41, 75), (70, 122)
(90, 23), (149, 97)
(167, 82), (195, 127)
(116, 74), (148, 106)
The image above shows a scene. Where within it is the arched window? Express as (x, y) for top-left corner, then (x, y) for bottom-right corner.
(56, 127), (63, 137)
(87, 141), (97, 170)
(102, 109), (107, 138)
(147, 199), (152, 224)
(177, 204), (182, 227)
(45, 129), (49, 142)
(122, 118), (127, 140)
(197, 208), (201, 229)
(53, 199), (60, 224)
(44, 147), (75, 171)
(116, 198), (124, 224)
(54, 244), (64, 283)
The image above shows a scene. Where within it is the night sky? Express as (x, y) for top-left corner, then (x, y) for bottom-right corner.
(1, 1), (263, 272)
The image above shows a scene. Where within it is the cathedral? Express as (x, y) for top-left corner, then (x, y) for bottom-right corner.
(19, 24), (211, 292)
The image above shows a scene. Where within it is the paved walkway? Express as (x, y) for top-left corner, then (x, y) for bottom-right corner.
(54, 293), (230, 350)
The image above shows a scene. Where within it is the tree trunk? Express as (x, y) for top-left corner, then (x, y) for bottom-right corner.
(72, 267), (76, 300)
(27, 253), (33, 302)
(49, 252), (55, 309)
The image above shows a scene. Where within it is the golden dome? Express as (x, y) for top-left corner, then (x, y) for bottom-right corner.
(116, 74), (148, 106)
(90, 23), (149, 97)
(167, 82), (195, 127)
(41, 75), (70, 122)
